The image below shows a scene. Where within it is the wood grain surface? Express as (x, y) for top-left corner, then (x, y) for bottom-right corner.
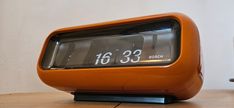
(0, 90), (233, 108)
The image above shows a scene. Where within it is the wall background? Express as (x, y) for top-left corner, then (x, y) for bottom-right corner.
(0, 0), (234, 94)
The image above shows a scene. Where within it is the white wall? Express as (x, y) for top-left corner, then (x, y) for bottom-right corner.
(202, 0), (234, 89)
(0, 0), (234, 94)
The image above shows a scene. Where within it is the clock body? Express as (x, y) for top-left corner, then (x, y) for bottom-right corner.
(37, 13), (202, 100)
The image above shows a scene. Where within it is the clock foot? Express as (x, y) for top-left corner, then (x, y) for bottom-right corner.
(73, 93), (175, 104)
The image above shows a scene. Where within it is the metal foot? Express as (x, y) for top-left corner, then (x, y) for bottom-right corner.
(73, 93), (174, 104)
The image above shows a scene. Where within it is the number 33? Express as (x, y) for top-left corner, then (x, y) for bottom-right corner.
(120, 49), (142, 64)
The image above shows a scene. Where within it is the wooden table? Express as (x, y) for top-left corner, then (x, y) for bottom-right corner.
(0, 90), (233, 108)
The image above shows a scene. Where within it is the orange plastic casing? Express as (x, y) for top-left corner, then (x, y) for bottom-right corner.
(37, 13), (203, 100)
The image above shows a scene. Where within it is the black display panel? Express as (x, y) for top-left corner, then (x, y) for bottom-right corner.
(42, 19), (180, 69)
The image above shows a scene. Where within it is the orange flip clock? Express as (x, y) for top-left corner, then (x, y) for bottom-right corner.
(37, 13), (203, 104)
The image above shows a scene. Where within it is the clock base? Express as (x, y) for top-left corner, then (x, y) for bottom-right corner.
(73, 93), (175, 104)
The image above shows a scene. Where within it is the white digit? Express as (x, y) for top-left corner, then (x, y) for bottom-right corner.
(95, 53), (102, 65)
(120, 50), (131, 64)
(131, 49), (142, 63)
(101, 52), (112, 64)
